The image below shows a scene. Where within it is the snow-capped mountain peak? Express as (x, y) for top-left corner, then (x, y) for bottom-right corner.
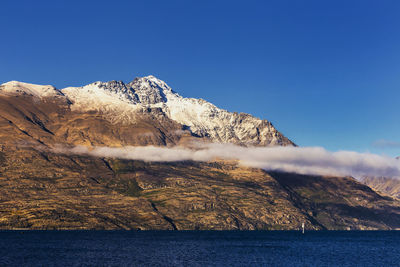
(1, 76), (294, 146)
(60, 75), (294, 146)
(70, 76), (177, 106)
(127, 76), (170, 105)
(95, 80), (138, 104)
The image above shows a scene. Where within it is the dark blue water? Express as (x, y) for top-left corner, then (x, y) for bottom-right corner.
(0, 231), (399, 266)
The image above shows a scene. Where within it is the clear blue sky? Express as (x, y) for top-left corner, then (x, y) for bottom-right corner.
(1, 0), (399, 156)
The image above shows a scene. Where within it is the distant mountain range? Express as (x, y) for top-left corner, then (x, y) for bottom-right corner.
(0, 76), (400, 230)
(361, 157), (400, 199)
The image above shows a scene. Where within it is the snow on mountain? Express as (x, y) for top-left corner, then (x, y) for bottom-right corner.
(62, 81), (143, 123)
(0, 81), (63, 98)
(0, 77), (293, 146)
(61, 75), (294, 146)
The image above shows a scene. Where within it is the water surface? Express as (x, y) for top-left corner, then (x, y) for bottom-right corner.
(0, 230), (399, 266)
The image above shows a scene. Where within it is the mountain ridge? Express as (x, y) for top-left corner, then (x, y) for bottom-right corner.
(1, 76), (294, 147)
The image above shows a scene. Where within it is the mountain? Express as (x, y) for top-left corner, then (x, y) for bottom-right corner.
(1, 146), (400, 230)
(0, 76), (293, 147)
(1, 76), (400, 230)
(361, 158), (400, 199)
(62, 76), (294, 146)
(361, 177), (400, 199)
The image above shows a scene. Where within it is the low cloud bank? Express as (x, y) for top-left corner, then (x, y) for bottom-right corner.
(52, 144), (400, 179)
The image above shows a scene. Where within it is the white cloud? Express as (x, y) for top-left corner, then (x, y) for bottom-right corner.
(50, 143), (400, 179)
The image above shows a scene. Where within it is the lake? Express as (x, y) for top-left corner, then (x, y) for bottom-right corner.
(0, 230), (399, 266)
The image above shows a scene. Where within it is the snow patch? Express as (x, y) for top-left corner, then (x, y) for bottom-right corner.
(0, 81), (63, 98)
(62, 82), (142, 123)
